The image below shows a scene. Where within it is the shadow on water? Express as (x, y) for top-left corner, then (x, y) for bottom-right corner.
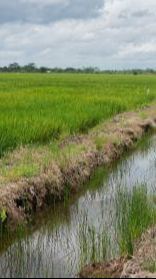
(0, 134), (156, 278)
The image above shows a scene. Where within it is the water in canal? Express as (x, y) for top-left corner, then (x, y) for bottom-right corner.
(0, 135), (156, 278)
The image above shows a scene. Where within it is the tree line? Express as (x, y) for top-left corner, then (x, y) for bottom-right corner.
(0, 63), (155, 74)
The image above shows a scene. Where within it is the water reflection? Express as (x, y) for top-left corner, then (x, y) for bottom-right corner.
(0, 135), (156, 278)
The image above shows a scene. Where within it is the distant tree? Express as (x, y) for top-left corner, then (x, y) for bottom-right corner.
(83, 67), (100, 73)
(8, 63), (20, 72)
(65, 67), (75, 73)
(146, 68), (155, 74)
(40, 67), (49, 73)
(0, 63), (155, 74)
(23, 63), (37, 72)
(132, 70), (138, 75)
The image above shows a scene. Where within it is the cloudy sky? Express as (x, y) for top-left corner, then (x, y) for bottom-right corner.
(0, 0), (156, 69)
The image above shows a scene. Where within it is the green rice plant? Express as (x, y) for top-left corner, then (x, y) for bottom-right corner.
(0, 73), (155, 156)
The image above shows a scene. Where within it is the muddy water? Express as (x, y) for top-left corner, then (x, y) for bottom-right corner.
(0, 135), (156, 278)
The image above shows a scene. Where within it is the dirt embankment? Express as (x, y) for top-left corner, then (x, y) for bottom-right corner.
(0, 106), (156, 229)
(80, 227), (156, 278)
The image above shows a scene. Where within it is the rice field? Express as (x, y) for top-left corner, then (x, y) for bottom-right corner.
(0, 73), (156, 156)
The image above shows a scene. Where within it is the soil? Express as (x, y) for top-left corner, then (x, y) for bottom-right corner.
(121, 226), (156, 278)
(80, 258), (127, 278)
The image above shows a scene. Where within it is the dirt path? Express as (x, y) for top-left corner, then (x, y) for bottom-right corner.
(0, 105), (156, 229)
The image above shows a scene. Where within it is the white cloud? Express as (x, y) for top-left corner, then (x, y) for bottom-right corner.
(0, 0), (156, 69)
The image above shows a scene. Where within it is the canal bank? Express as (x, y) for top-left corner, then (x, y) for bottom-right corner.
(0, 133), (156, 277)
(0, 105), (156, 229)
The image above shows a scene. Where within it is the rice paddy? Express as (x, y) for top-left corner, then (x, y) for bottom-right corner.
(0, 73), (156, 156)
(0, 73), (156, 277)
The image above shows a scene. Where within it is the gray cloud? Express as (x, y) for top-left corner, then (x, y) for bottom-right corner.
(0, 0), (104, 24)
(0, 0), (156, 69)
(132, 9), (153, 18)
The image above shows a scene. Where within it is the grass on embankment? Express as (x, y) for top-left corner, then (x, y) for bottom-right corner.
(0, 73), (156, 156)
(116, 185), (156, 256)
(0, 105), (155, 186)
